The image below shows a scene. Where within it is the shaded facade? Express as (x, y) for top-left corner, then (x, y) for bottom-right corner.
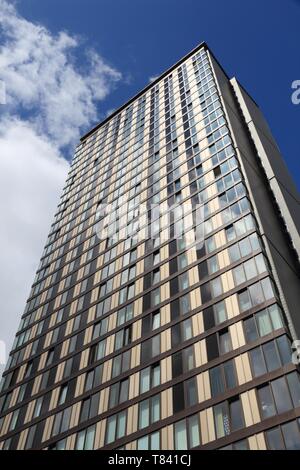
(0, 42), (300, 450)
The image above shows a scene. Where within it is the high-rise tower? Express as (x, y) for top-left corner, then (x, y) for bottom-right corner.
(1, 42), (300, 450)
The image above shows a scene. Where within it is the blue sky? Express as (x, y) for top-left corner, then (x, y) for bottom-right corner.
(17, 0), (300, 189)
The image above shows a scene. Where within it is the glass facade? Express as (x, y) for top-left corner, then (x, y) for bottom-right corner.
(0, 43), (299, 450)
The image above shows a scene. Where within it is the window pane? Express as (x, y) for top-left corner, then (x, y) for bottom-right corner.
(188, 415), (200, 448)
(106, 416), (116, 444)
(152, 335), (160, 357)
(117, 411), (126, 439)
(234, 439), (248, 450)
(119, 380), (129, 404)
(230, 399), (244, 431)
(183, 319), (192, 341)
(256, 310), (272, 337)
(233, 264), (246, 285)
(151, 431), (160, 450)
(258, 385), (276, 419)
(244, 259), (257, 280)
(255, 254), (267, 274)
(281, 421), (300, 450)
(184, 346), (195, 371)
(271, 377), (293, 413)
(249, 347), (267, 377)
(137, 436), (148, 450)
(84, 426), (95, 450)
(244, 317), (258, 342)
(109, 384), (118, 408)
(139, 400), (149, 429)
(261, 278), (275, 300)
(210, 366), (225, 397)
(152, 364), (161, 387)
(268, 305), (283, 330)
(214, 402), (230, 438)
(152, 312), (160, 330)
(249, 282), (264, 306)
(181, 295), (190, 315)
(186, 378), (198, 407)
(214, 301), (227, 324)
(266, 427), (285, 450)
(76, 431), (85, 450)
(152, 395), (160, 423)
(263, 341), (281, 372)
(276, 336), (291, 365)
(211, 277), (223, 297)
(239, 237), (252, 257)
(239, 290), (251, 312)
(219, 331), (232, 354)
(224, 360), (237, 389)
(229, 244), (240, 262)
(287, 373), (300, 408)
(174, 420), (188, 450)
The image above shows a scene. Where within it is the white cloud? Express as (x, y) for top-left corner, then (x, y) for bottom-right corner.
(0, 0), (121, 148)
(149, 75), (159, 83)
(0, 0), (122, 375)
(0, 120), (69, 373)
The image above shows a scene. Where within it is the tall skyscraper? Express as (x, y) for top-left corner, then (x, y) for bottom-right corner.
(0, 42), (300, 451)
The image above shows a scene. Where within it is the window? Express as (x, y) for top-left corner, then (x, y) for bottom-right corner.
(185, 377), (198, 407)
(141, 335), (160, 363)
(281, 421), (300, 450)
(105, 410), (127, 444)
(109, 379), (129, 408)
(119, 283), (135, 304)
(179, 272), (189, 291)
(203, 301), (228, 331)
(271, 376), (293, 414)
(153, 251), (160, 265)
(84, 364), (103, 392)
(174, 420), (188, 450)
(92, 318), (108, 339)
(266, 420), (300, 450)
(258, 385), (276, 419)
(287, 372), (300, 408)
(151, 288), (161, 307)
(138, 394), (160, 429)
(178, 253), (188, 270)
(79, 393), (100, 423)
(238, 278), (276, 312)
(219, 329), (232, 354)
(112, 350), (131, 378)
(213, 398), (244, 438)
(58, 383), (69, 406)
(116, 303), (133, 326)
(249, 336), (291, 378)
(243, 304), (284, 343)
(174, 415), (200, 450)
(221, 439), (248, 450)
(180, 294), (190, 315)
(233, 254), (267, 286)
(114, 325), (132, 350)
(172, 345), (195, 378)
(209, 360), (237, 397)
(140, 363), (160, 393)
(137, 431), (160, 450)
(52, 406), (72, 436)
